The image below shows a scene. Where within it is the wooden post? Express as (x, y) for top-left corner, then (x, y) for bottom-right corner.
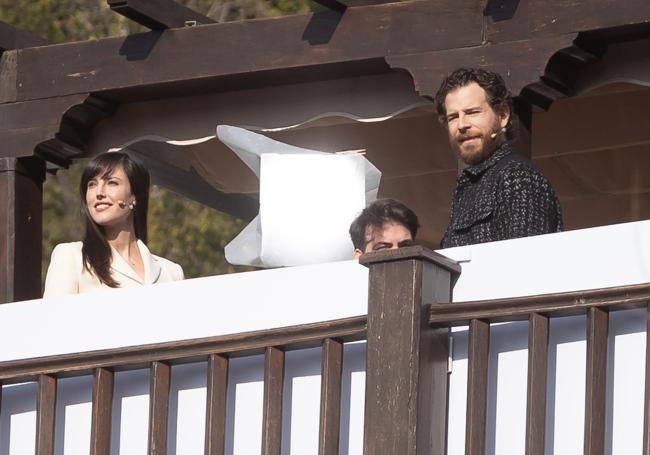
(360, 245), (460, 455)
(0, 157), (45, 303)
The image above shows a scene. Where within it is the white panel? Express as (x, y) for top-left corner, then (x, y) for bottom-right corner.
(168, 363), (207, 455)
(226, 355), (264, 455)
(448, 330), (468, 455)
(2, 261), (368, 362)
(339, 341), (366, 455)
(111, 370), (150, 455)
(487, 322), (529, 455)
(440, 220), (650, 302)
(282, 348), (321, 455)
(259, 153), (366, 266)
(547, 315), (586, 455)
(0, 382), (37, 455)
(54, 376), (93, 455)
(609, 309), (646, 455)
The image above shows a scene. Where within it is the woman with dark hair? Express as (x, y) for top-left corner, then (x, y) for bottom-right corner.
(44, 152), (184, 297)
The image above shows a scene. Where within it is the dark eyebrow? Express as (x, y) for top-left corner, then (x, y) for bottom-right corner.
(397, 239), (416, 248)
(371, 242), (393, 250)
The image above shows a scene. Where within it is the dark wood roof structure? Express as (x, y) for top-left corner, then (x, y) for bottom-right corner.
(1, 0), (650, 303)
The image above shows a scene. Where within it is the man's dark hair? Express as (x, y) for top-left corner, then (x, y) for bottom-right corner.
(434, 67), (516, 139)
(349, 198), (419, 250)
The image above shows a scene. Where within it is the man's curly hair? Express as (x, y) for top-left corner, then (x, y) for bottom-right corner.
(434, 67), (516, 140)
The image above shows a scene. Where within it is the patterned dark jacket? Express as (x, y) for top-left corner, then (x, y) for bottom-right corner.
(441, 142), (562, 248)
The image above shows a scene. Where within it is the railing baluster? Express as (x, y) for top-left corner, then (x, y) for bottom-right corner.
(318, 338), (343, 455)
(205, 354), (229, 455)
(90, 368), (114, 455)
(465, 319), (490, 455)
(643, 303), (650, 455)
(525, 313), (549, 455)
(148, 362), (171, 455)
(35, 374), (57, 455)
(261, 347), (285, 455)
(584, 307), (608, 455)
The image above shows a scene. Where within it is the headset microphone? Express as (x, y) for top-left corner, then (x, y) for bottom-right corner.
(117, 200), (126, 209)
(490, 126), (506, 139)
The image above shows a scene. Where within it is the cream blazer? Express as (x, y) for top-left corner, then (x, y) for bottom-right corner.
(43, 240), (184, 297)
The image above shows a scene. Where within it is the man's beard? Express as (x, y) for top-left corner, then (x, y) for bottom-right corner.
(451, 128), (502, 166)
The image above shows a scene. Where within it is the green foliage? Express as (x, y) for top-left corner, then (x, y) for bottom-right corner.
(0, 0), (312, 43)
(0, 0), (136, 43)
(147, 186), (250, 277)
(42, 162), (85, 282)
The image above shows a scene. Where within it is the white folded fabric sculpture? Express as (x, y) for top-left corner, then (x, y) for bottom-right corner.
(218, 125), (381, 267)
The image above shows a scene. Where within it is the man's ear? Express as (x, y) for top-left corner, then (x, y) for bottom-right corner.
(499, 106), (510, 129)
(353, 248), (363, 259)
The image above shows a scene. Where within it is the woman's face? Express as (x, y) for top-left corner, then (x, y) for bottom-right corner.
(85, 164), (135, 229)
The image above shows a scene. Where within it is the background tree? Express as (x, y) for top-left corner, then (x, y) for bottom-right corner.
(0, 0), (311, 284)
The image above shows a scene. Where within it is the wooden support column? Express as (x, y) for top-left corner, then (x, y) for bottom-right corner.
(360, 245), (460, 455)
(0, 157), (45, 303)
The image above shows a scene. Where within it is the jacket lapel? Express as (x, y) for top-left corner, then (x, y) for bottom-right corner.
(137, 240), (162, 284)
(110, 246), (144, 284)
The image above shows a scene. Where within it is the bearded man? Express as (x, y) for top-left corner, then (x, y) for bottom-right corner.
(436, 68), (563, 248)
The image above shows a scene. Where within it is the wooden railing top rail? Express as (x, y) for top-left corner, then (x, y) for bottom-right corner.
(0, 316), (366, 385)
(429, 282), (650, 327)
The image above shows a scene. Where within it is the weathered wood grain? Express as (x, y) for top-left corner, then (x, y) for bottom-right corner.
(0, 316), (365, 384)
(429, 282), (650, 327)
(10, 1), (480, 103)
(465, 319), (489, 455)
(525, 313), (549, 455)
(584, 307), (608, 455)
(318, 338), (343, 455)
(90, 368), (114, 455)
(0, 157), (45, 303)
(148, 362), (171, 455)
(262, 347), (285, 455)
(362, 247), (457, 455)
(35, 374), (57, 455)
(205, 354), (228, 455)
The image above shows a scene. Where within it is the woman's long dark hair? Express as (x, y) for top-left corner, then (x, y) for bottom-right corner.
(80, 152), (150, 287)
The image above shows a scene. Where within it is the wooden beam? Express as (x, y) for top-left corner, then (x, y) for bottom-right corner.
(3, 0), (481, 104)
(108, 0), (215, 30)
(0, 21), (46, 51)
(486, 0), (650, 43)
(0, 94), (91, 161)
(387, 34), (577, 99)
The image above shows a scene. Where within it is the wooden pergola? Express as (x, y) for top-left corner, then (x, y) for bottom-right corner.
(1, 0), (649, 303)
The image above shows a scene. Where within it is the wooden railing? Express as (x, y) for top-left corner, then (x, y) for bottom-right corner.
(0, 317), (366, 455)
(429, 282), (650, 455)
(1, 246), (648, 455)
